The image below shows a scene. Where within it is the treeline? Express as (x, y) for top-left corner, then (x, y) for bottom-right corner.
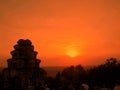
(0, 58), (120, 90)
(44, 58), (120, 90)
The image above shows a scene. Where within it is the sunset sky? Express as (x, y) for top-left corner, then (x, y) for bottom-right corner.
(0, 0), (120, 67)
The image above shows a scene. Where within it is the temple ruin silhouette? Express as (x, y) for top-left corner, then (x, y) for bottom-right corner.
(2, 39), (46, 90)
(7, 39), (41, 70)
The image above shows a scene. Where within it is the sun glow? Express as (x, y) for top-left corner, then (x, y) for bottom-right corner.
(66, 49), (79, 57)
(65, 45), (79, 57)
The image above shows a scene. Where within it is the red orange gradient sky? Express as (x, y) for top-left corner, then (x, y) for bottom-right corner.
(0, 0), (120, 67)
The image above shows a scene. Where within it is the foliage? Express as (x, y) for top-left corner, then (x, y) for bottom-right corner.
(87, 58), (120, 89)
(61, 65), (86, 86)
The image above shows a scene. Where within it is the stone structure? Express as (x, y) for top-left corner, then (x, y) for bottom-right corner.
(7, 39), (40, 70)
(2, 39), (46, 90)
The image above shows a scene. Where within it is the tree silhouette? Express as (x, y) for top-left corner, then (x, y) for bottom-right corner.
(87, 58), (120, 90)
(61, 65), (86, 89)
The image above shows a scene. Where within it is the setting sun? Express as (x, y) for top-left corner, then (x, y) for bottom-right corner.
(66, 49), (79, 58)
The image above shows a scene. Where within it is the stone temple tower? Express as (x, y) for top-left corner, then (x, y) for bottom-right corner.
(7, 39), (41, 70)
(2, 39), (46, 90)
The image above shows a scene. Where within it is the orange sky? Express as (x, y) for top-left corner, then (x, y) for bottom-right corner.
(0, 0), (120, 67)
